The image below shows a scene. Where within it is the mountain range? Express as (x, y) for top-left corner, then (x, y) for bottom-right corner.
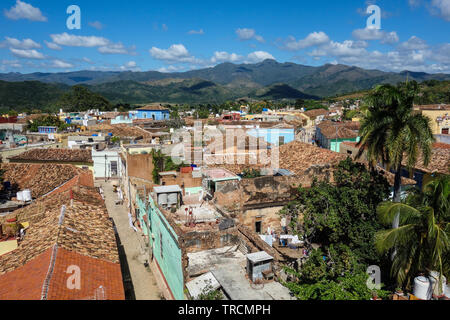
(1, 59), (449, 107)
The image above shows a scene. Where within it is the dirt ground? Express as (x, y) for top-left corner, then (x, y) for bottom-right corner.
(97, 180), (162, 300)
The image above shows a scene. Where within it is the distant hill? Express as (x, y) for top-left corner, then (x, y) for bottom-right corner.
(2, 60), (449, 98)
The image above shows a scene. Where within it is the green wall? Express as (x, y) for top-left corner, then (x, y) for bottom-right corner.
(136, 194), (185, 300)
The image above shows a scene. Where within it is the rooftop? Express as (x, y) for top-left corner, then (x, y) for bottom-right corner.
(277, 141), (347, 176)
(0, 185), (124, 300)
(246, 251), (274, 263)
(319, 126), (359, 140)
(8, 149), (93, 163)
(136, 104), (169, 111)
(0, 163), (90, 199)
(203, 168), (240, 181)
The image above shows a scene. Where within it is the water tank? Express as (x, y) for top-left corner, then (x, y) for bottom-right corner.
(16, 191), (24, 201)
(158, 193), (168, 206)
(413, 276), (431, 300)
(168, 192), (178, 205)
(429, 271), (447, 297)
(23, 189), (32, 202)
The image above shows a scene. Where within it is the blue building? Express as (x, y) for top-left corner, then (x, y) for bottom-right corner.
(38, 126), (58, 134)
(129, 105), (170, 121)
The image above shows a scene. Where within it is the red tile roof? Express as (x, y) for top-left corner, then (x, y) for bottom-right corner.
(136, 104), (169, 111)
(0, 184), (124, 300)
(1, 163), (88, 198)
(319, 126), (358, 140)
(9, 149), (93, 163)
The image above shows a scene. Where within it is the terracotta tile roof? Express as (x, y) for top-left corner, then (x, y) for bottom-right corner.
(0, 247), (53, 300)
(136, 104), (169, 111)
(317, 120), (361, 131)
(86, 123), (152, 139)
(9, 149), (93, 163)
(303, 109), (328, 119)
(403, 145), (450, 174)
(0, 185), (124, 300)
(0, 163), (86, 198)
(0, 186), (119, 273)
(46, 248), (124, 300)
(277, 141), (347, 176)
(319, 126), (358, 140)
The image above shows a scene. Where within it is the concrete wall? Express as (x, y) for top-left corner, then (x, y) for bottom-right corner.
(92, 150), (122, 179)
(127, 153), (154, 182)
(130, 110), (170, 121)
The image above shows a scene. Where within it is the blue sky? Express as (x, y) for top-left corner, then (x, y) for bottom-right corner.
(0, 0), (449, 74)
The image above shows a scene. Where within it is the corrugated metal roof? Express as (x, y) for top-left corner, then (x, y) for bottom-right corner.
(246, 251), (273, 263)
(153, 185), (183, 194)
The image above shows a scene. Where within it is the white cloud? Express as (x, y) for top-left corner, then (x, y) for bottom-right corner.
(50, 33), (135, 55)
(89, 21), (104, 30)
(50, 33), (109, 47)
(1, 37), (41, 49)
(2, 59), (22, 68)
(4, 0), (47, 22)
(211, 51), (243, 63)
(431, 0), (450, 21)
(51, 59), (74, 69)
(98, 43), (136, 55)
(246, 51), (275, 63)
(162, 24), (168, 31)
(188, 29), (204, 35)
(10, 48), (45, 59)
(282, 32), (330, 50)
(120, 61), (139, 71)
(44, 41), (62, 51)
(236, 28), (265, 43)
(150, 44), (199, 63)
(352, 28), (399, 44)
(398, 36), (429, 51)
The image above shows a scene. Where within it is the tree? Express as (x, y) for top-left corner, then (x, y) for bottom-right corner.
(58, 85), (112, 112)
(27, 115), (68, 132)
(282, 158), (390, 263)
(284, 245), (389, 300)
(375, 176), (450, 290)
(357, 81), (434, 203)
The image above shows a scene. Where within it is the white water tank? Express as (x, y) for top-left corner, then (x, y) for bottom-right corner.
(429, 271), (447, 297)
(413, 276), (431, 300)
(23, 189), (32, 202)
(16, 191), (24, 201)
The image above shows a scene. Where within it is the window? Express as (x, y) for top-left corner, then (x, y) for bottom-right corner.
(347, 150), (353, 155)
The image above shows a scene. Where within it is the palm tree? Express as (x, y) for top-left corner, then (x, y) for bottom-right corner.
(357, 81), (435, 203)
(375, 176), (450, 290)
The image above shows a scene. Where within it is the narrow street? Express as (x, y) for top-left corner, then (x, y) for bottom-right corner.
(97, 180), (162, 300)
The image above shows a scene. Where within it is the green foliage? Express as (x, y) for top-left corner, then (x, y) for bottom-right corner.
(58, 85), (112, 112)
(375, 176), (450, 289)
(358, 81), (435, 202)
(291, 159), (390, 263)
(151, 149), (185, 184)
(197, 286), (225, 300)
(285, 270), (389, 300)
(241, 169), (262, 178)
(27, 115), (68, 132)
(284, 245), (389, 300)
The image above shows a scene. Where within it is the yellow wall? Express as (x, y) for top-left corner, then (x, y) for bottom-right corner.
(421, 110), (450, 134)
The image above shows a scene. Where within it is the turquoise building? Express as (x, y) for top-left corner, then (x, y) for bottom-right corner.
(135, 193), (185, 300)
